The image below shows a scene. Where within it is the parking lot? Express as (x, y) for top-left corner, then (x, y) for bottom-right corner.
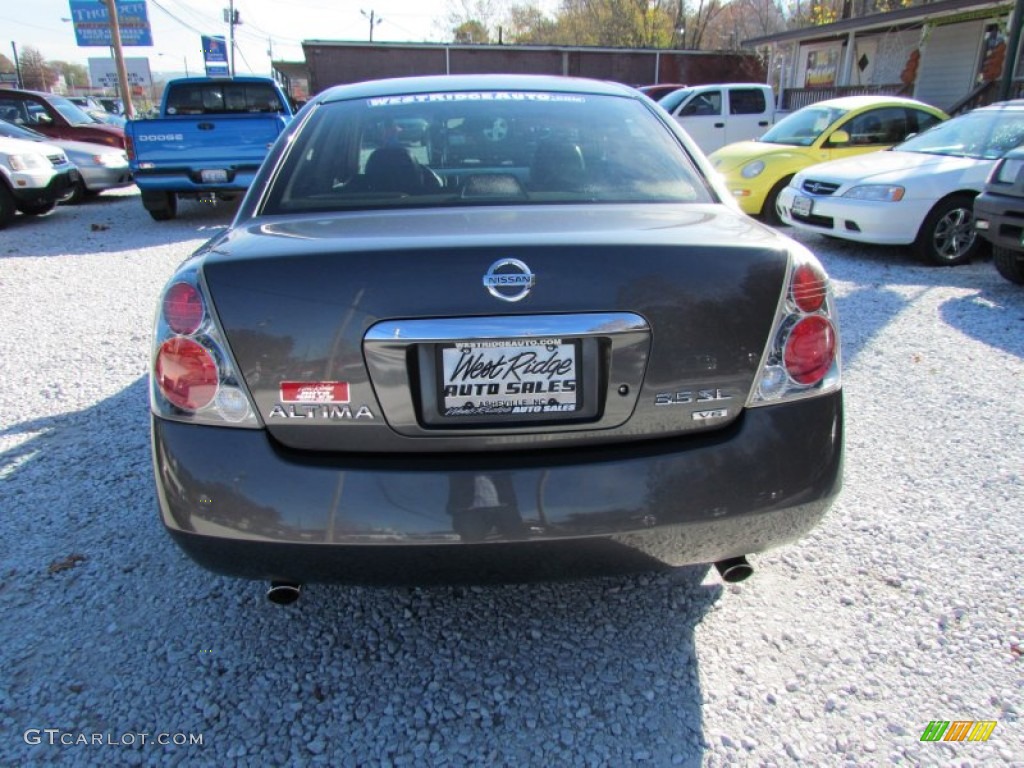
(0, 189), (1020, 766)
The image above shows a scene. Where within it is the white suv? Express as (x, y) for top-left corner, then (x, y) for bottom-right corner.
(0, 135), (77, 229)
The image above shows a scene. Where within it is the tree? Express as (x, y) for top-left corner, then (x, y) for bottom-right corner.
(18, 46), (57, 91)
(552, 0), (677, 48)
(702, 0), (785, 49)
(454, 20), (492, 43)
(50, 60), (90, 93)
(452, 0), (778, 51)
(680, 0), (725, 50)
(0, 53), (15, 73)
(446, 0), (502, 41)
(505, 3), (563, 44)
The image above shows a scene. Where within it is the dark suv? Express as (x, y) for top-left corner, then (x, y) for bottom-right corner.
(0, 89), (124, 148)
(974, 146), (1024, 284)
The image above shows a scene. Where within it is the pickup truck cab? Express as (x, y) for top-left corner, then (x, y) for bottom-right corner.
(657, 83), (775, 153)
(125, 76), (293, 220)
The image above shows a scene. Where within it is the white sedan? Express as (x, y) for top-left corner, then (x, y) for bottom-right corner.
(778, 101), (1024, 265)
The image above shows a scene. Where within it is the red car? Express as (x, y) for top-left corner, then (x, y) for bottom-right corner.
(0, 89), (124, 148)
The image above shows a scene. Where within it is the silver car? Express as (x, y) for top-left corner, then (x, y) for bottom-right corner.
(149, 75), (843, 603)
(0, 119), (131, 203)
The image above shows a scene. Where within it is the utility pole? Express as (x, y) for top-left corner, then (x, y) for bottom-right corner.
(101, 0), (135, 118)
(11, 41), (23, 89)
(361, 9), (382, 42)
(229, 0), (235, 77)
(223, 1), (240, 76)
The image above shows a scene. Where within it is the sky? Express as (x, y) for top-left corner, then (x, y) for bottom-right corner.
(2, 0), (467, 77)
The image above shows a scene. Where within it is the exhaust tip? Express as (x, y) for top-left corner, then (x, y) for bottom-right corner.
(266, 581), (301, 605)
(715, 556), (753, 583)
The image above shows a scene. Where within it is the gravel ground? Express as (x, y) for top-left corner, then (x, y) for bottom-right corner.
(0, 190), (1021, 767)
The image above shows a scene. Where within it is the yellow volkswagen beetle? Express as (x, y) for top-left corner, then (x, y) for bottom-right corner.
(709, 95), (948, 224)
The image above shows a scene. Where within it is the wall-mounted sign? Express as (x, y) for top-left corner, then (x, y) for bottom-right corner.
(803, 45), (841, 88)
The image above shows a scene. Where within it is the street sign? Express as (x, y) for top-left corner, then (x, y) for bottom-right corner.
(201, 35), (230, 78)
(69, 0), (154, 47)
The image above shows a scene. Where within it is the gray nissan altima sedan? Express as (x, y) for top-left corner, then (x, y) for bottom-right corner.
(150, 75), (843, 602)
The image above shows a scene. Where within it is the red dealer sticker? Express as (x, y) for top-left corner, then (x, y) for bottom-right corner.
(280, 381), (350, 404)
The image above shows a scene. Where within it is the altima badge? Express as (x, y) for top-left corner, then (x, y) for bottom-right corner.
(483, 258), (535, 302)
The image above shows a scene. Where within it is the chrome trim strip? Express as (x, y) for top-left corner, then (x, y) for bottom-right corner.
(365, 312), (650, 342)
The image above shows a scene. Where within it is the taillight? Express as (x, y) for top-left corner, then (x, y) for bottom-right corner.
(784, 316), (836, 385)
(150, 266), (260, 427)
(163, 282), (204, 334)
(791, 263), (827, 313)
(124, 134), (134, 161)
(749, 248), (840, 405)
(156, 338), (218, 410)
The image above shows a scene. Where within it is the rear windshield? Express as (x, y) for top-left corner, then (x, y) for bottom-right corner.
(165, 82), (287, 116)
(262, 90), (712, 214)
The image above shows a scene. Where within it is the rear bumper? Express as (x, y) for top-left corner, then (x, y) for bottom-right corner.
(132, 166), (260, 193)
(79, 164), (133, 192)
(974, 190), (1024, 252)
(152, 392), (843, 584)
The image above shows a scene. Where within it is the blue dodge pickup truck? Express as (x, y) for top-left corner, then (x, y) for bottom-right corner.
(125, 77), (293, 220)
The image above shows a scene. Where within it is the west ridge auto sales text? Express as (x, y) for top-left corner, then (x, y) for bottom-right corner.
(443, 379), (576, 397)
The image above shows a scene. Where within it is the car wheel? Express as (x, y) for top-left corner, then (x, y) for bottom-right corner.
(913, 194), (979, 266)
(993, 245), (1024, 285)
(0, 183), (15, 229)
(60, 178), (87, 205)
(18, 199), (57, 216)
(760, 176), (793, 227)
(142, 190), (177, 221)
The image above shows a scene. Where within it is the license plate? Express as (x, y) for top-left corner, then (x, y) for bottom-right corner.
(439, 339), (580, 418)
(792, 195), (812, 217)
(200, 169), (228, 183)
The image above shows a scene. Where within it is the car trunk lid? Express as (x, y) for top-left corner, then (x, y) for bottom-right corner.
(201, 204), (790, 452)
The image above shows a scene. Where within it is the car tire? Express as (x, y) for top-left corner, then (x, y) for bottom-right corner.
(60, 178), (88, 205)
(760, 176), (793, 227)
(18, 199), (57, 216)
(0, 183), (15, 229)
(993, 245), (1024, 285)
(913, 194), (979, 266)
(143, 190), (177, 221)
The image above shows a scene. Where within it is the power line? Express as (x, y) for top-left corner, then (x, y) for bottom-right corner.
(0, 15), (68, 36)
(148, 0), (206, 36)
(163, 0), (222, 28)
(234, 40), (255, 74)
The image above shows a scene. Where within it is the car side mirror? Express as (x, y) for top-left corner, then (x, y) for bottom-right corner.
(828, 129), (850, 146)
